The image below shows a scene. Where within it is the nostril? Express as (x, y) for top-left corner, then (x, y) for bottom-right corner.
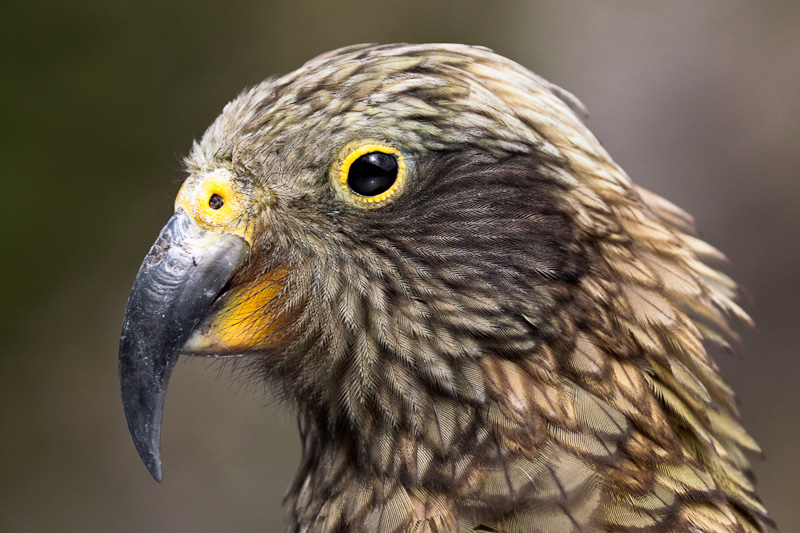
(209, 194), (224, 210)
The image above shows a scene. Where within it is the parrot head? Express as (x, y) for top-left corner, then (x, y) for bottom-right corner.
(119, 44), (772, 531)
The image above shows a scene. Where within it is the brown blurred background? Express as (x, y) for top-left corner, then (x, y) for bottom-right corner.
(1, 1), (798, 531)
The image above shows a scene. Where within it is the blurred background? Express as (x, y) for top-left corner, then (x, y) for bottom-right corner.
(1, 1), (797, 531)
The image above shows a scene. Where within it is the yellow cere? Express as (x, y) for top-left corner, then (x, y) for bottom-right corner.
(174, 168), (254, 244)
(335, 142), (406, 208)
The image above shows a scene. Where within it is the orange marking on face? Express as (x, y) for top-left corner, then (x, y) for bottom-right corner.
(184, 269), (288, 355)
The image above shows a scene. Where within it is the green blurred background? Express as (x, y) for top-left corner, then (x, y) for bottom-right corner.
(1, 1), (798, 531)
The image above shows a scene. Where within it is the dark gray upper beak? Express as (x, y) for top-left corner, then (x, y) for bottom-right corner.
(119, 209), (248, 481)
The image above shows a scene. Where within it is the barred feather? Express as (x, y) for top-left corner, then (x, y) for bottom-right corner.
(180, 43), (773, 531)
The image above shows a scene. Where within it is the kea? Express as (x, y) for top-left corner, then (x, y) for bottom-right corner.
(119, 43), (774, 532)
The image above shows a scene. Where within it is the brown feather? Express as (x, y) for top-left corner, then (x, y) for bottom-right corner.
(177, 43), (773, 531)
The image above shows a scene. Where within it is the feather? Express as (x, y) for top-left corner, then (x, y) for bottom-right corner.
(125, 43), (772, 532)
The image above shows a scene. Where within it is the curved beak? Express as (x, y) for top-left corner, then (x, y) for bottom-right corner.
(119, 209), (249, 481)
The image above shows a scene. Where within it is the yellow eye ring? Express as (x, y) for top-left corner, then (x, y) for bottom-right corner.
(332, 141), (406, 208)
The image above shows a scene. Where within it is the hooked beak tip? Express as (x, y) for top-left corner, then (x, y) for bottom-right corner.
(118, 209), (249, 481)
(146, 457), (163, 483)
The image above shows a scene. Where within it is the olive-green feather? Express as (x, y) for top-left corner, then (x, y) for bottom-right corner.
(175, 43), (774, 532)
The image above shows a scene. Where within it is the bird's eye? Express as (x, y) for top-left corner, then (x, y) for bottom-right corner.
(332, 142), (406, 208)
(347, 152), (397, 196)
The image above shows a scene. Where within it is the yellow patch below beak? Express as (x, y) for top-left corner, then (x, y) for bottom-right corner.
(182, 269), (288, 355)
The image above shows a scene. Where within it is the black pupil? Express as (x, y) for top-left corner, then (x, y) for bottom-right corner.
(347, 152), (398, 197)
(209, 194), (224, 209)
